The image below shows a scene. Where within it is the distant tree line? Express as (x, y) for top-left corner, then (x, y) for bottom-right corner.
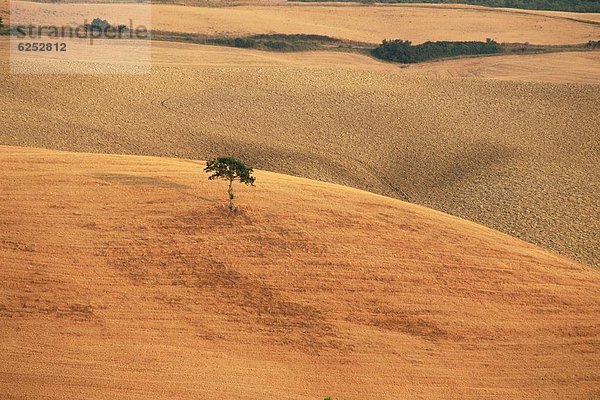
(295, 0), (600, 13)
(587, 40), (600, 48)
(372, 39), (501, 63)
(204, 34), (342, 52)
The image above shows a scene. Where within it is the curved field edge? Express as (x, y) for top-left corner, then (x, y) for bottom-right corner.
(5, 38), (599, 84)
(148, 31), (599, 64)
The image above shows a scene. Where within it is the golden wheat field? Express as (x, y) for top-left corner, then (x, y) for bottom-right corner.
(403, 51), (600, 84)
(4, 1), (600, 44)
(2, 1), (600, 398)
(5, 38), (600, 83)
(1, 146), (599, 399)
(1, 37), (599, 268)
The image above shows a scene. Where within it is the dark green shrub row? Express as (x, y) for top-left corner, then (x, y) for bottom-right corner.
(587, 40), (600, 48)
(371, 39), (501, 63)
(204, 34), (343, 52)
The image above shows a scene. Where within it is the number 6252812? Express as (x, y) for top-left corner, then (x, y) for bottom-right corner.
(17, 42), (67, 52)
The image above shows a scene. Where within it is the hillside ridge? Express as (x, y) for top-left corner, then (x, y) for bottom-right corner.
(1, 145), (599, 399)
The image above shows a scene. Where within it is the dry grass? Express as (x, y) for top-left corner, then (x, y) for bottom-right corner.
(4, 0), (600, 44)
(403, 51), (600, 84)
(1, 145), (598, 399)
(9, 38), (599, 83)
(1, 38), (599, 268)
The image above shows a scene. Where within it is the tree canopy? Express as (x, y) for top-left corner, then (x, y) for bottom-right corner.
(204, 157), (255, 212)
(372, 39), (500, 63)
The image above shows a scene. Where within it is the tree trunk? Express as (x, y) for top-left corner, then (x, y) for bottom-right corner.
(227, 178), (235, 212)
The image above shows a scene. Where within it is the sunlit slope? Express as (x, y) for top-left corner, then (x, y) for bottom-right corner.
(1, 42), (599, 267)
(403, 51), (600, 84)
(5, 1), (600, 44)
(0, 146), (598, 399)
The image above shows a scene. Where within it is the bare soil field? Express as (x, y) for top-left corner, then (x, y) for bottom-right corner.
(1, 38), (599, 268)
(1, 146), (598, 399)
(4, 1), (600, 44)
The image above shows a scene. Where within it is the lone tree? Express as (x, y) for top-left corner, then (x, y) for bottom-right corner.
(204, 157), (255, 212)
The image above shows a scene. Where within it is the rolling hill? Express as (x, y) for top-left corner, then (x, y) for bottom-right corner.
(0, 146), (599, 399)
(1, 37), (598, 268)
